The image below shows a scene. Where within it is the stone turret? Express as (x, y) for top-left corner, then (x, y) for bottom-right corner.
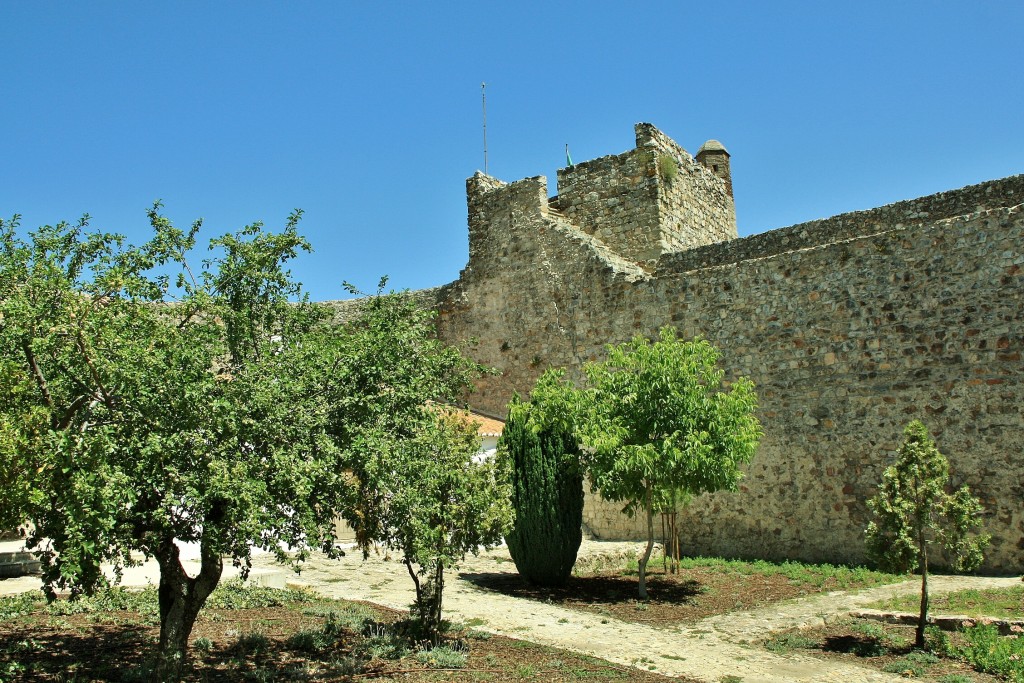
(696, 139), (733, 198)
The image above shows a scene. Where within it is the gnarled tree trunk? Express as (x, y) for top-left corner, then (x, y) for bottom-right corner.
(154, 536), (223, 682)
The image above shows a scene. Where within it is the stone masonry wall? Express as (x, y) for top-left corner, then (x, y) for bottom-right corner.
(434, 135), (1024, 572)
(635, 123), (737, 252)
(552, 145), (662, 264)
(580, 205), (1023, 570)
(658, 174), (1024, 275)
(551, 123), (736, 266)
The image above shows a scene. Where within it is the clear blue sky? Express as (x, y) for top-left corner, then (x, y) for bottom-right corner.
(3, 2), (1021, 301)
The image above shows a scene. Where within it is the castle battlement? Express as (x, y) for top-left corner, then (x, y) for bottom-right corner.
(467, 124), (737, 273)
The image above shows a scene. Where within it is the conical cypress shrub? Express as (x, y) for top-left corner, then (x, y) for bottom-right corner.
(500, 398), (583, 587)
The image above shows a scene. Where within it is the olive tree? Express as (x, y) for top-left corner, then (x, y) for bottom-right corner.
(580, 328), (762, 599)
(0, 208), (362, 680)
(866, 420), (989, 649)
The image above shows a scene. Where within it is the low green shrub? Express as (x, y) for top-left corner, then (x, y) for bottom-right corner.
(233, 631), (270, 655)
(414, 643), (468, 669)
(958, 623), (1024, 681)
(938, 675), (973, 683)
(764, 631), (817, 653)
(206, 579), (313, 610)
(287, 626), (336, 653)
(0, 592), (42, 620)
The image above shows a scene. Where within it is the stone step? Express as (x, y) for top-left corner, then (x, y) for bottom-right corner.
(0, 550), (42, 578)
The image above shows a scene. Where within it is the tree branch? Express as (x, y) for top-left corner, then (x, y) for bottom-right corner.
(21, 336), (54, 408)
(74, 330), (114, 409)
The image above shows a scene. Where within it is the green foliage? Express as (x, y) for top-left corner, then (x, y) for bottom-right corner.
(332, 304), (512, 633)
(499, 372), (585, 587)
(926, 625), (954, 656)
(865, 420), (989, 647)
(415, 643), (469, 669)
(958, 623), (1024, 681)
(205, 580), (313, 610)
(287, 625), (338, 654)
(938, 675), (973, 683)
(46, 586), (158, 618)
(319, 285), (509, 635)
(866, 421), (989, 574)
(657, 154), (679, 183)
(764, 631), (817, 653)
(579, 328), (762, 598)
(0, 209), (487, 679)
(0, 591), (43, 620)
(232, 631), (270, 656)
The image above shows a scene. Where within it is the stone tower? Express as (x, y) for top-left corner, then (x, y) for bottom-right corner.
(696, 139), (733, 198)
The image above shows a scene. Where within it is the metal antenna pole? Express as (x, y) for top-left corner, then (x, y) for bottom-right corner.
(481, 82), (488, 175)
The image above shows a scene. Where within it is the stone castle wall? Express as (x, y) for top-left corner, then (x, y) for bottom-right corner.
(581, 204), (1023, 570)
(431, 124), (1023, 573)
(657, 174), (1024, 275)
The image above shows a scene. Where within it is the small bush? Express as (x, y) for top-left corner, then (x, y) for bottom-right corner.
(925, 625), (953, 655)
(193, 636), (214, 653)
(882, 659), (926, 676)
(938, 675), (974, 683)
(0, 592), (43, 620)
(287, 626), (336, 653)
(47, 586), (157, 618)
(233, 631), (270, 655)
(415, 643), (468, 669)
(206, 580), (312, 610)
(358, 623), (409, 660)
(764, 631), (817, 653)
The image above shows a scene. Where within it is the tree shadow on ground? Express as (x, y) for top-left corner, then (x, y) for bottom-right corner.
(821, 634), (888, 658)
(460, 571), (705, 606)
(0, 623), (154, 680)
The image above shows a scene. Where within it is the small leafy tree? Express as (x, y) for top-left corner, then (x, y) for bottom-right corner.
(383, 410), (512, 633)
(499, 371), (585, 587)
(866, 420), (989, 649)
(0, 208), (355, 679)
(327, 288), (512, 636)
(580, 327), (762, 599)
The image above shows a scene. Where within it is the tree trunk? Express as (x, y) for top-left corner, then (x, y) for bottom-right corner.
(154, 537), (223, 682)
(638, 485), (654, 600)
(431, 561), (444, 630)
(405, 558), (423, 610)
(916, 536), (929, 650)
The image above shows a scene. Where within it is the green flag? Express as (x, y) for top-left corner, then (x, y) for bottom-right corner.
(565, 144), (573, 168)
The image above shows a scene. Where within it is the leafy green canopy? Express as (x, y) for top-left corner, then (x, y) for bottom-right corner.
(318, 286), (511, 634)
(541, 327), (762, 599)
(0, 208), (492, 677)
(866, 420), (988, 574)
(0, 208), (351, 590)
(865, 420), (989, 649)
(582, 328), (761, 516)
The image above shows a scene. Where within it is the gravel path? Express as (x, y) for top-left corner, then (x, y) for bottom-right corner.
(3, 539), (1018, 682)
(252, 541), (1021, 683)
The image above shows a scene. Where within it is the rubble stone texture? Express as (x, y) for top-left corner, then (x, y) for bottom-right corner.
(334, 124), (1024, 573)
